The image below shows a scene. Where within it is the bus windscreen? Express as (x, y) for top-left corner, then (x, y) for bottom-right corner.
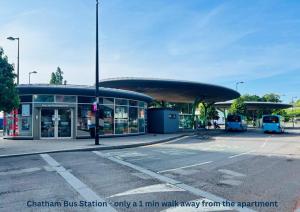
(227, 115), (241, 122)
(263, 116), (279, 123)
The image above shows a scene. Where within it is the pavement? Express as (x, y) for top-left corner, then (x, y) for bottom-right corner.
(0, 133), (193, 158)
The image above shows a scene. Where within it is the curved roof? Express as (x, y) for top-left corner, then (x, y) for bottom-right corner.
(215, 101), (292, 110)
(17, 84), (153, 103)
(99, 78), (240, 103)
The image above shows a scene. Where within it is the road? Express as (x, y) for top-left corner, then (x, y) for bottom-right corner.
(0, 129), (299, 212)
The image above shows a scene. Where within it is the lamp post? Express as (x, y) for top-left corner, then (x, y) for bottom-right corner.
(7, 37), (20, 85)
(28, 71), (37, 84)
(292, 96), (297, 128)
(235, 81), (244, 91)
(94, 0), (100, 145)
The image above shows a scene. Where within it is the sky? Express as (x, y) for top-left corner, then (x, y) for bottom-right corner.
(0, 0), (299, 103)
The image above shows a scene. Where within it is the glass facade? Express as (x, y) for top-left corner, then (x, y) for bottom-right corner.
(166, 102), (196, 129)
(77, 104), (92, 137)
(99, 104), (114, 135)
(115, 104), (129, 134)
(4, 94), (148, 139)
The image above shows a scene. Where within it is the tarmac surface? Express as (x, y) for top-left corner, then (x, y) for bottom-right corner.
(0, 128), (299, 212)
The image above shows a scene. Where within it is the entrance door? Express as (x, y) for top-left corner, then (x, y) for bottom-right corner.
(40, 108), (72, 139)
(40, 108), (55, 138)
(57, 108), (72, 138)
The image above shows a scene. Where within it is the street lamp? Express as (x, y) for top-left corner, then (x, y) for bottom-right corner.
(235, 81), (244, 91)
(7, 36), (20, 85)
(94, 0), (100, 145)
(292, 96), (297, 128)
(28, 71), (37, 84)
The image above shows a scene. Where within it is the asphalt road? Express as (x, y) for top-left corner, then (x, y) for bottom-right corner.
(0, 128), (299, 212)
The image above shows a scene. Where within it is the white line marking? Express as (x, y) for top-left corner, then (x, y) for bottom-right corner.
(218, 169), (246, 178)
(108, 183), (184, 198)
(0, 167), (41, 176)
(161, 198), (233, 212)
(157, 161), (213, 173)
(228, 150), (254, 159)
(261, 135), (271, 148)
(93, 151), (255, 212)
(158, 136), (192, 145)
(40, 154), (116, 212)
(219, 179), (242, 186)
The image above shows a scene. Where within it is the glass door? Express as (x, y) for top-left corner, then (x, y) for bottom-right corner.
(40, 108), (72, 139)
(57, 108), (72, 138)
(40, 109), (55, 138)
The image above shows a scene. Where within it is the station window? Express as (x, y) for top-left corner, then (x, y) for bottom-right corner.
(100, 98), (114, 105)
(20, 95), (32, 102)
(99, 105), (114, 135)
(115, 98), (128, 106)
(78, 96), (96, 104)
(77, 104), (92, 137)
(56, 95), (76, 103)
(115, 105), (128, 134)
(129, 107), (138, 133)
(33, 95), (54, 102)
(129, 100), (138, 107)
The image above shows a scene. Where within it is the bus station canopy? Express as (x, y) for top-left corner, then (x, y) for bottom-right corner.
(215, 101), (292, 111)
(99, 78), (240, 103)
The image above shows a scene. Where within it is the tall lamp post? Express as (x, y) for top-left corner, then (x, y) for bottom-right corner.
(29, 71), (37, 84)
(94, 0), (100, 145)
(235, 81), (244, 91)
(292, 96), (297, 128)
(7, 37), (20, 85)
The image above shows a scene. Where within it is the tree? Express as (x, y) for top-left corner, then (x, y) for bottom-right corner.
(0, 47), (20, 112)
(241, 94), (261, 102)
(50, 66), (64, 85)
(274, 109), (290, 122)
(207, 106), (220, 120)
(228, 98), (246, 115)
(261, 93), (281, 103)
(295, 99), (300, 107)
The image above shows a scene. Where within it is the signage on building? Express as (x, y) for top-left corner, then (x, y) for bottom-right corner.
(22, 104), (30, 116)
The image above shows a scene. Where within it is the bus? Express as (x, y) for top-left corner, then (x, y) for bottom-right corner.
(262, 115), (284, 133)
(225, 114), (247, 131)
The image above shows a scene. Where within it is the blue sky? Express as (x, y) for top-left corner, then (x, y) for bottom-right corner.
(0, 0), (299, 103)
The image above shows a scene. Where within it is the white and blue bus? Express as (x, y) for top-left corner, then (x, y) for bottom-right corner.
(225, 114), (247, 131)
(262, 115), (284, 133)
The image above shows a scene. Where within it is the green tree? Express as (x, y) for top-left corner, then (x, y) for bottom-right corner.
(228, 98), (246, 115)
(0, 47), (19, 112)
(207, 106), (220, 120)
(261, 93), (281, 103)
(50, 66), (64, 85)
(241, 94), (262, 102)
(274, 109), (290, 122)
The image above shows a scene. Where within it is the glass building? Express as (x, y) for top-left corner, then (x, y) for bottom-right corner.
(3, 85), (152, 139)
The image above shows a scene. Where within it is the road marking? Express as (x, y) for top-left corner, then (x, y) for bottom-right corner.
(156, 135), (193, 145)
(218, 169), (246, 178)
(0, 167), (41, 176)
(40, 154), (116, 212)
(218, 169), (245, 186)
(157, 161), (213, 173)
(131, 172), (152, 180)
(161, 198), (233, 211)
(219, 179), (242, 186)
(105, 151), (147, 158)
(108, 183), (184, 198)
(261, 135), (272, 148)
(93, 151), (255, 212)
(228, 150), (254, 159)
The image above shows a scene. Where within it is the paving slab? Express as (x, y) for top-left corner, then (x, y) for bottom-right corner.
(0, 133), (190, 158)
